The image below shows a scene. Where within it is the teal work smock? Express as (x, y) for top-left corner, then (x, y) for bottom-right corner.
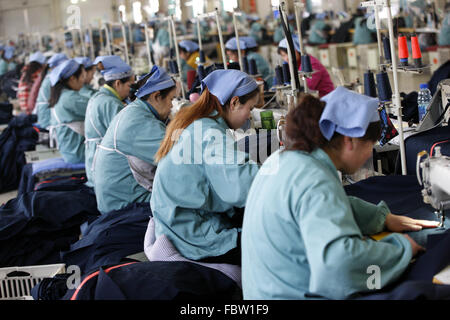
(150, 113), (260, 260)
(84, 86), (125, 188)
(36, 75), (52, 129)
(93, 98), (166, 214)
(242, 148), (412, 300)
(50, 88), (89, 163)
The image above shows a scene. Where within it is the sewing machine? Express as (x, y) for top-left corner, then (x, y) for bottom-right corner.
(417, 148), (450, 227)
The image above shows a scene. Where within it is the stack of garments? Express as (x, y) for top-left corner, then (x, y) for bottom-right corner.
(0, 114), (38, 193)
(0, 102), (13, 125)
(60, 202), (152, 274)
(0, 183), (99, 267)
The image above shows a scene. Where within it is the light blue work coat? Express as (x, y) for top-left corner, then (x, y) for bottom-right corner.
(0, 59), (9, 76)
(308, 20), (329, 44)
(36, 75), (52, 129)
(242, 148), (412, 300)
(353, 17), (376, 45)
(150, 113), (260, 260)
(50, 88), (89, 164)
(84, 86), (125, 188)
(93, 98), (166, 214)
(438, 13), (450, 46)
(79, 84), (97, 99)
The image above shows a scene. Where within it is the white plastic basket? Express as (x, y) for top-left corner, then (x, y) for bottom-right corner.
(0, 264), (65, 300)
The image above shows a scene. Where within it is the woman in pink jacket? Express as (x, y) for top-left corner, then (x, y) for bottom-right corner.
(278, 35), (334, 97)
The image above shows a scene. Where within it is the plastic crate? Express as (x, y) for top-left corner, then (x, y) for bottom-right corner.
(0, 264), (65, 300)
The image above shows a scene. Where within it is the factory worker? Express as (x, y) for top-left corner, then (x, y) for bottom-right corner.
(153, 24), (171, 66)
(84, 56), (134, 188)
(241, 88), (440, 300)
(278, 35), (334, 97)
(36, 53), (69, 129)
(74, 57), (97, 98)
(93, 65), (176, 214)
(0, 46), (16, 76)
(93, 55), (124, 71)
(225, 37), (247, 67)
(150, 69), (261, 265)
(49, 59), (89, 164)
(308, 13), (332, 45)
(18, 52), (47, 114)
(353, 13), (376, 45)
(241, 36), (274, 87)
(438, 3), (450, 46)
(178, 40), (210, 83)
(248, 16), (263, 44)
(273, 14), (295, 44)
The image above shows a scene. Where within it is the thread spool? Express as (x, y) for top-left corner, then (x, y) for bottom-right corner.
(398, 34), (409, 66)
(249, 59), (258, 76)
(300, 55), (312, 73)
(199, 50), (206, 64)
(382, 36), (392, 63)
(197, 65), (205, 81)
(275, 65), (284, 85)
(172, 60), (179, 74)
(243, 56), (249, 73)
(363, 70), (377, 98)
(282, 63), (291, 84)
(168, 60), (175, 74)
(376, 71), (392, 102)
(410, 33), (422, 67)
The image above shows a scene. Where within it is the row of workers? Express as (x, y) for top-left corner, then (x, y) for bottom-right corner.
(33, 41), (440, 299)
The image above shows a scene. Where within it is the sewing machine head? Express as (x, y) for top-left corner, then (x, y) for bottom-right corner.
(417, 147), (450, 227)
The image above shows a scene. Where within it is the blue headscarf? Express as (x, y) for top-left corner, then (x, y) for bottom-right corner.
(225, 38), (247, 51)
(136, 65), (175, 98)
(319, 86), (380, 140)
(278, 34), (301, 53)
(50, 59), (81, 86)
(93, 55), (124, 69)
(74, 57), (94, 69)
(29, 52), (46, 65)
(241, 36), (258, 49)
(48, 53), (69, 68)
(201, 69), (258, 105)
(179, 40), (199, 53)
(96, 56), (133, 82)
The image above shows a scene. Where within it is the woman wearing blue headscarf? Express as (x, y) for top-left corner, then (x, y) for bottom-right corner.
(36, 53), (68, 129)
(74, 57), (97, 98)
(84, 56), (135, 188)
(49, 59), (88, 164)
(93, 65), (176, 214)
(150, 69), (261, 265)
(241, 88), (440, 300)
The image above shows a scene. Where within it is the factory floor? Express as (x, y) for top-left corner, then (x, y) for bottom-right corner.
(0, 63), (436, 207)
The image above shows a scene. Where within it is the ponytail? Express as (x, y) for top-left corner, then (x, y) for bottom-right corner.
(284, 94), (382, 153)
(284, 94), (328, 152)
(155, 87), (224, 162)
(49, 65), (84, 108)
(155, 86), (260, 162)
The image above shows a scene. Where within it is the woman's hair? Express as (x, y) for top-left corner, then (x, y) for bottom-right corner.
(178, 45), (190, 56)
(105, 75), (134, 90)
(22, 61), (43, 84)
(277, 47), (288, 55)
(155, 86), (259, 162)
(284, 94), (381, 153)
(49, 65), (84, 108)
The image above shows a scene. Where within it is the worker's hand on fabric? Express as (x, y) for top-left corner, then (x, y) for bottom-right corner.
(402, 234), (425, 257)
(385, 213), (441, 232)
